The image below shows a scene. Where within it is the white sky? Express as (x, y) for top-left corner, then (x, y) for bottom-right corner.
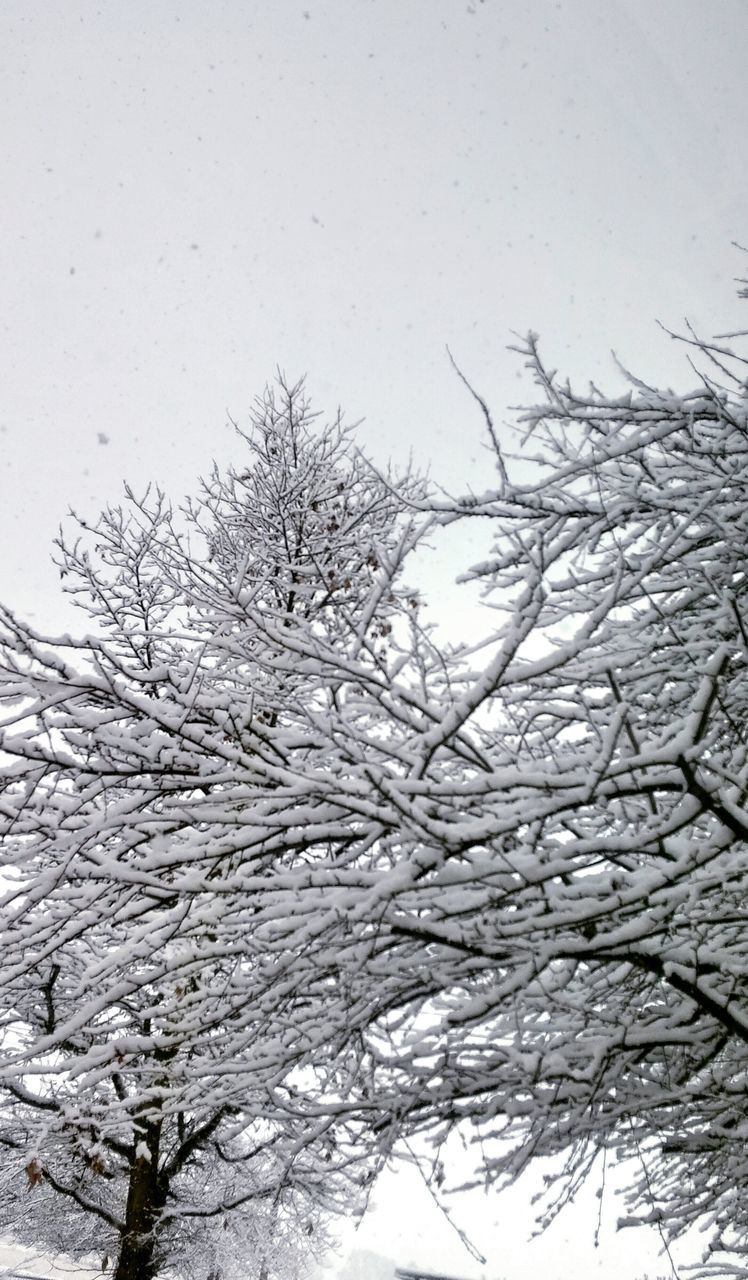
(321, 1144), (688, 1280)
(2, 1), (748, 1276)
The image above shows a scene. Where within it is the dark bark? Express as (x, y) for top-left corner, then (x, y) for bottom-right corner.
(113, 1123), (167, 1280)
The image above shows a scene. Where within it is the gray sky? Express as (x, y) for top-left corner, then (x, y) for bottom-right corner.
(3, 0), (748, 626)
(2, 1), (748, 1275)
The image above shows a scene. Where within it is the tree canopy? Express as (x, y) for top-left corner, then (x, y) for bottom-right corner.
(330, 326), (748, 1269)
(3, 315), (748, 1278)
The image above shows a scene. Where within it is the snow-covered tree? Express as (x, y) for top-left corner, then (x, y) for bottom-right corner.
(0, 375), (432, 1280)
(325, 323), (748, 1270)
(7, 313), (748, 1278)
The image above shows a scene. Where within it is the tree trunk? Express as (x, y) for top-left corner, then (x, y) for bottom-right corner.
(113, 1132), (165, 1280)
(113, 1227), (159, 1280)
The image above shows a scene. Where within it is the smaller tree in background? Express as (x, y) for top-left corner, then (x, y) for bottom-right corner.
(0, 375), (431, 1280)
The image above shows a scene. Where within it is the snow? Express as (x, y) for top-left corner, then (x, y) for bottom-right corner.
(0, 1238), (98, 1279)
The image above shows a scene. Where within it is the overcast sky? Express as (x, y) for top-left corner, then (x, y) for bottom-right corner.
(3, 1), (748, 1276)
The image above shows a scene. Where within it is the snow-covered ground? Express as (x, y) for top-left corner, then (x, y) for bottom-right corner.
(315, 1249), (397, 1280)
(0, 1240), (99, 1279)
(0, 1240), (399, 1280)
